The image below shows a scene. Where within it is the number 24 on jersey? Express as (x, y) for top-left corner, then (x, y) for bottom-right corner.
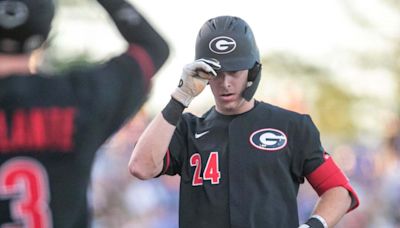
(190, 152), (221, 186)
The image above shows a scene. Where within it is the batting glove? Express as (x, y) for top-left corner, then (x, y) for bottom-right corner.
(172, 58), (220, 107)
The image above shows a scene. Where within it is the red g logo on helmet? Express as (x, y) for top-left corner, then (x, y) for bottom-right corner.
(209, 36), (236, 54)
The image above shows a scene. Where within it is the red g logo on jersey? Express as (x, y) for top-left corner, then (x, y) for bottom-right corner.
(249, 128), (287, 151)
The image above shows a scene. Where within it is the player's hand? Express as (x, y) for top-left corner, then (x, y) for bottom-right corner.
(171, 58), (220, 107)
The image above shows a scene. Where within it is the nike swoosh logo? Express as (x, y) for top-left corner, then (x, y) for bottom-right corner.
(195, 131), (210, 139)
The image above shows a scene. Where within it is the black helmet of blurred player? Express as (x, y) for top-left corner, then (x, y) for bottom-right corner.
(0, 0), (55, 54)
(195, 15), (262, 101)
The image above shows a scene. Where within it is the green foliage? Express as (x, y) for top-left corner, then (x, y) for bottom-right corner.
(261, 53), (357, 139)
(340, 0), (400, 112)
(55, 54), (96, 72)
(42, 50), (98, 75)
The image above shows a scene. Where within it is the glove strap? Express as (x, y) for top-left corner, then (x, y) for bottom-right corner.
(162, 98), (185, 126)
(171, 86), (194, 108)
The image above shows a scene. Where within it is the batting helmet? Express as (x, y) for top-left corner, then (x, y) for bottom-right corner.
(0, 0), (55, 54)
(195, 15), (262, 101)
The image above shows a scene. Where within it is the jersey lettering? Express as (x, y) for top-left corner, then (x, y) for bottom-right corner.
(190, 152), (221, 186)
(0, 107), (76, 152)
(0, 158), (52, 228)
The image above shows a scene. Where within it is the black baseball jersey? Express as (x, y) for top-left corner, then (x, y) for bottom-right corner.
(0, 46), (167, 227)
(161, 101), (326, 228)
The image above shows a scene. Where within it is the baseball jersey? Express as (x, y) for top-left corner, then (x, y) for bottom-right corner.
(0, 45), (167, 227)
(161, 101), (326, 228)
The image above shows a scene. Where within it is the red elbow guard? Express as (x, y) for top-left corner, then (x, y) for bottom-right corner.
(306, 155), (360, 212)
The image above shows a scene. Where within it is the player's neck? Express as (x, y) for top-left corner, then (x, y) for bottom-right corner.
(0, 53), (36, 77)
(215, 98), (255, 115)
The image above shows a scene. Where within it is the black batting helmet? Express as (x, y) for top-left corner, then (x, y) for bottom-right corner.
(195, 15), (262, 101)
(0, 0), (55, 54)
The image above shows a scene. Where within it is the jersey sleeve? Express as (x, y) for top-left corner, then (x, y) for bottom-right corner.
(292, 115), (360, 211)
(291, 114), (325, 182)
(158, 115), (189, 176)
(98, 0), (169, 77)
(61, 1), (169, 151)
(63, 53), (154, 148)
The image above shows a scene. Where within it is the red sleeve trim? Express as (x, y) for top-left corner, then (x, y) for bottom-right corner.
(160, 149), (171, 175)
(306, 156), (360, 212)
(127, 44), (155, 88)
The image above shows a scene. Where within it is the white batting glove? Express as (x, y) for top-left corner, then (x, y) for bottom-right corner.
(171, 58), (221, 107)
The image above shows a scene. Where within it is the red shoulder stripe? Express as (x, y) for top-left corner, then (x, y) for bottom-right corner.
(127, 44), (155, 88)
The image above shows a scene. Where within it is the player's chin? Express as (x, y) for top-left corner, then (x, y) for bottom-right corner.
(216, 100), (239, 113)
(216, 98), (234, 108)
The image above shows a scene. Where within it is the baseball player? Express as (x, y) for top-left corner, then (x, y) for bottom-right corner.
(0, 0), (169, 227)
(129, 16), (359, 228)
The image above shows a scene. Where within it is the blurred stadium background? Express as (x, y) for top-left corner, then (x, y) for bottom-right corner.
(39, 0), (400, 227)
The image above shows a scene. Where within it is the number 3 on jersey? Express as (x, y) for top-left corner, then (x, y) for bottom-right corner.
(0, 158), (52, 228)
(190, 152), (221, 186)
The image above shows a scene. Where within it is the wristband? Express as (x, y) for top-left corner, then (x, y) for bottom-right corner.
(309, 215), (328, 228)
(300, 215), (327, 228)
(162, 98), (185, 126)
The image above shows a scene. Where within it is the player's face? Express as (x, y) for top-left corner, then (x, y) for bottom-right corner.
(209, 69), (254, 115)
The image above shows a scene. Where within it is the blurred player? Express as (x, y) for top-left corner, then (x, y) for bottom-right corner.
(129, 15), (359, 228)
(0, 0), (169, 227)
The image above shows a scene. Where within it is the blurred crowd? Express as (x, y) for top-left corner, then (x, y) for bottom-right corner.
(90, 108), (400, 228)
(300, 115), (400, 228)
(90, 110), (180, 228)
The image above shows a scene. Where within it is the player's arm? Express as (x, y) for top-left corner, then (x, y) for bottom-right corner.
(300, 156), (359, 228)
(97, 0), (169, 81)
(304, 187), (351, 227)
(128, 59), (220, 179)
(128, 112), (176, 179)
